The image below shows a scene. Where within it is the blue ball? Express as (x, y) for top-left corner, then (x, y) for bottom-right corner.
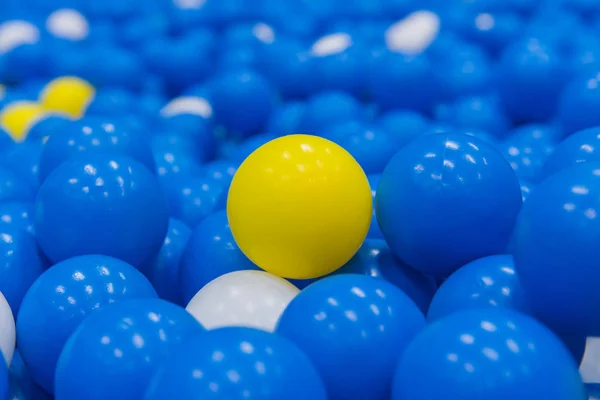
(35, 153), (169, 267)
(367, 174), (383, 239)
(0, 128), (12, 151)
(277, 274), (425, 400)
(38, 117), (155, 183)
(393, 308), (585, 400)
(8, 350), (51, 400)
(543, 126), (600, 177)
(0, 226), (44, 313)
(514, 162), (600, 336)
(141, 219), (191, 305)
(376, 110), (429, 151)
(203, 160), (238, 186)
(0, 166), (35, 203)
(179, 210), (257, 304)
(323, 121), (397, 174)
(427, 255), (530, 321)
(520, 180), (534, 202)
(337, 239), (437, 314)
(75, 45), (144, 90)
(54, 298), (204, 400)
(499, 124), (558, 183)
(300, 90), (363, 134)
(434, 95), (510, 136)
(0, 202), (33, 235)
(0, 141), (42, 188)
(498, 37), (567, 122)
(145, 327), (327, 400)
(228, 133), (278, 162)
(558, 69), (600, 135)
(377, 133), (522, 277)
(17, 255), (157, 393)
(266, 101), (306, 135)
(160, 115), (215, 161)
(211, 69), (275, 136)
(152, 134), (205, 184)
(85, 88), (136, 117)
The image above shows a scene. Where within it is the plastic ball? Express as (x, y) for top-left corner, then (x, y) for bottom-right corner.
(151, 133), (206, 180)
(186, 270), (299, 332)
(301, 90), (363, 134)
(0, 351), (7, 400)
(377, 133), (522, 277)
(0, 141), (42, 188)
(0, 101), (46, 142)
(145, 327), (327, 400)
(0, 292), (15, 365)
(558, 69), (600, 135)
(38, 76), (95, 119)
(45, 9), (89, 42)
(85, 87), (136, 117)
(376, 110), (429, 151)
(141, 219), (191, 305)
(17, 255), (157, 393)
(266, 101), (305, 136)
(8, 349), (51, 400)
(277, 274), (425, 400)
(392, 308), (586, 400)
(520, 180), (534, 202)
(161, 114), (215, 161)
(162, 175), (224, 228)
(434, 95), (510, 136)
(0, 202), (34, 235)
(513, 162), (600, 336)
(543, 126), (600, 178)
(227, 134), (372, 279)
(0, 227), (44, 313)
(25, 114), (72, 142)
(35, 153), (169, 267)
(367, 174), (383, 239)
(54, 298), (204, 400)
(0, 128), (13, 151)
(38, 116), (155, 183)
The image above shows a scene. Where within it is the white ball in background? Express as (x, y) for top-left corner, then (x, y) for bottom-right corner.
(385, 10), (441, 55)
(0, 20), (40, 55)
(185, 270), (300, 332)
(46, 9), (89, 41)
(0, 291), (15, 365)
(160, 96), (213, 119)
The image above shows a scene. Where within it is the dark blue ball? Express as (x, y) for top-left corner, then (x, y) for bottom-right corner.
(544, 126), (600, 178)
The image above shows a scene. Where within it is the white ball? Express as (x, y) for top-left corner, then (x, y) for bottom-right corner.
(160, 96), (213, 119)
(0, 292), (15, 365)
(46, 9), (89, 41)
(385, 10), (440, 55)
(0, 20), (40, 55)
(185, 270), (300, 332)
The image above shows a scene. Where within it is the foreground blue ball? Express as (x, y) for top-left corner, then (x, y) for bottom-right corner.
(393, 309), (586, 400)
(55, 298), (204, 400)
(145, 327), (327, 400)
(0, 202), (34, 235)
(35, 153), (169, 267)
(514, 162), (600, 336)
(17, 255), (157, 393)
(277, 274), (425, 400)
(543, 126), (600, 178)
(377, 133), (522, 277)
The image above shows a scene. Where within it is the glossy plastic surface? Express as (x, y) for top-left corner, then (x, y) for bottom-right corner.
(0, 101), (46, 142)
(186, 270), (299, 332)
(35, 153), (169, 267)
(39, 76), (95, 118)
(54, 298), (204, 400)
(0, 292), (15, 366)
(366, 174), (383, 239)
(228, 134), (372, 279)
(145, 327), (327, 400)
(543, 126), (600, 178)
(300, 91), (363, 133)
(559, 69), (600, 135)
(0, 202), (34, 235)
(0, 141), (42, 188)
(162, 175), (224, 228)
(377, 133), (522, 277)
(376, 110), (429, 151)
(0, 166), (35, 203)
(277, 274), (425, 400)
(393, 309), (586, 400)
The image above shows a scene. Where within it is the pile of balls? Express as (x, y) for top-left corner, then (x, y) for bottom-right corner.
(3, 0), (600, 399)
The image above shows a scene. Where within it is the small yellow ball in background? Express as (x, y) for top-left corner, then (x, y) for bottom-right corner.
(0, 101), (46, 142)
(227, 134), (372, 280)
(39, 76), (95, 118)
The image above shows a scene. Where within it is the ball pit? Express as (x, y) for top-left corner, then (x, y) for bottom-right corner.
(2, 1), (600, 399)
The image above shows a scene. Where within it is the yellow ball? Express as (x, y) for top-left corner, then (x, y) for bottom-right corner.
(227, 134), (372, 279)
(0, 101), (46, 142)
(39, 76), (95, 118)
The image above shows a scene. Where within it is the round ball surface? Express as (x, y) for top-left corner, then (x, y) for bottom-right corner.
(377, 133), (522, 277)
(392, 309), (586, 400)
(38, 76), (95, 119)
(0, 166), (35, 203)
(54, 298), (204, 400)
(227, 134), (372, 279)
(0, 101), (46, 142)
(0, 202), (34, 235)
(543, 126), (600, 178)
(0, 292), (15, 366)
(17, 255), (157, 393)
(277, 274), (425, 400)
(186, 270), (299, 332)
(35, 153), (169, 267)
(145, 327), (327, 400)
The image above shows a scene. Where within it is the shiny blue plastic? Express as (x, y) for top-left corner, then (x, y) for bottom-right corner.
(377, 133), (522, 277)
(38, 116), (155, 183)
(265, 101), (306, 136)
(392, 308), (586, 400)
(514, 162), (600, 336)
(17, 255), (157, 393)
(0, 227), (44, 313)
(8, 350), (51, 400)
(0, 166), (35, 203)
(54, 298), (204, 400)
(145, 327), (327, 400)
(0, 202), (34, 235)
(543, 126), (600, 178)
(520, 180), (534, 202)
(277, 274), (425, 400)
(161, 114), (215, 161)
(376, 110), (429, 151)
(35, 153), (169, 267)
(203, 160), (238, 185)
(300, 90), (363, 134)
(152, 134), (205, 184)
(559, 69), (600, 135)
(0, 141), (42, 188)
(142, 218), (191, 305)
(366, 174), (383, 239)
(162, 175), (224, 228)
(179, 210), (257, 304)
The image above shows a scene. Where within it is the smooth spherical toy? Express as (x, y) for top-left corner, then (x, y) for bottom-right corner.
(0, 141), (42, 188)
(8, 349), (52, 400)
(0, 128), (12, 151)
(0, 101), (46, 142)
(54, 298), (204, 400)
(152, 134), (205, 184)
(300, 90), (363, 134)
(377, 133), (522, 277)
(38, 76), (95, 118)
(520, 180), (534, 202)
(337, 239), (437, 314)
(35, 153), (169, 267)
(145, 327), (327, 400)
(179, 210), (258, 304)
(228, 133), (279, 163)
(277, 273), (425, 400)
(162, 175), (224, 228)
(543, 126), (600, 178)
(376, 110), (429, 151)
(0, 227), (44, 313)
(427, 255), (530, 321)
(558, 69), (600, 135)
(392, 308), (586, 400)
(367, 174), (383, 239)
(0, 202), (34, 235)
(0, 292), (15, 365)
(434, 95), (510, 136)
(17, 255), (157, 393)
(141, 219), (191, 305)
(513, 162), (600, 336)
(38, 116), (155, 183)
(0, 166), (35, 203)
(266, 101), (305, 136)
(204, 160), (238, 185)
(0, 351), (7, 400)
(186, 270), (299, 332)
(25, 114), (72, 142)
(227, 134), (372, 279)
